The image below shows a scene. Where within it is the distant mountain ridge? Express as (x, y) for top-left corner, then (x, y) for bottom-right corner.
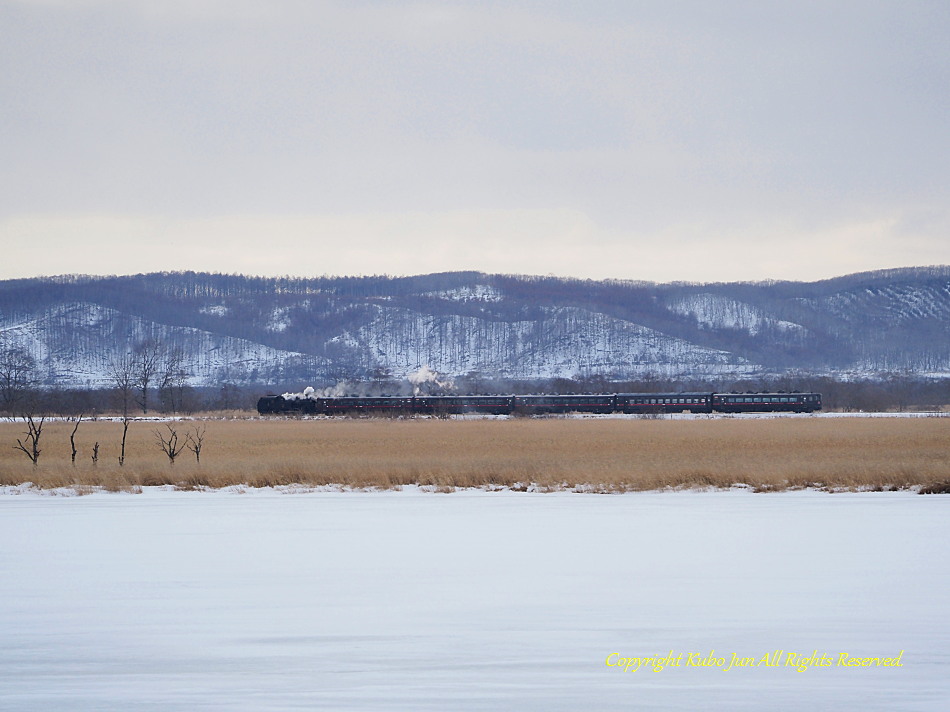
(1, 267), (949, 387)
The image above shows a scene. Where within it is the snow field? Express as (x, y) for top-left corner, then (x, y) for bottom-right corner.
(0, 488), (947, 711)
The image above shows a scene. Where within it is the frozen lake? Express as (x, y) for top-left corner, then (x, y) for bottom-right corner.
(1, 488), (947, 710)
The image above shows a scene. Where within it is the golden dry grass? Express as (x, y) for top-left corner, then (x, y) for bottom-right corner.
(1, 416), (949, 493)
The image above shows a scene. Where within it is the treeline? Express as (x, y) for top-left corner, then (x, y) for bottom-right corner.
(2, 385), (261, 418)
(3, 376), (949, 417)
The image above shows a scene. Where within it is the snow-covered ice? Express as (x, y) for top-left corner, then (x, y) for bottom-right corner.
(1, 488), (947, 711)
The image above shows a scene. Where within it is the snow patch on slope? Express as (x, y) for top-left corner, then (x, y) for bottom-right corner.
(198, 304), (228, 317)
(668, 294), (807, 335)
(424, 285), (504, 302)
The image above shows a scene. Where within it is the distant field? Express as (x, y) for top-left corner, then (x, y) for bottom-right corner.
(2, 416), (949, 492)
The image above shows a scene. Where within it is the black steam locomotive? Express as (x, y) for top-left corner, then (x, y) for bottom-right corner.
(257, 392), (822, 416)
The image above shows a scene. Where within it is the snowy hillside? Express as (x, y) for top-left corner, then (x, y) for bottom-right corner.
(0, 301), (320, 387)
(334, 304), (752, 379)
(1, 267), (950, 387)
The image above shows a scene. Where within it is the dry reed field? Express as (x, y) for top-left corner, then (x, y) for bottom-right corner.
(3, 415), (950, 493)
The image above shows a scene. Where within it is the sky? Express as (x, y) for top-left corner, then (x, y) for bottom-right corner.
(1, 0), (948, 283)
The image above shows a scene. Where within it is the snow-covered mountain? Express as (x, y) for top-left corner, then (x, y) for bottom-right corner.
(1, 267), (949, 387)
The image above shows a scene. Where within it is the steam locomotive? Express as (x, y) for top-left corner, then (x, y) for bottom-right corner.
(256, 392), (822, 416)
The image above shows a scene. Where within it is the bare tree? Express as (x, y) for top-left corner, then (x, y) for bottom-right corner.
(118, 416), (130, 467)
(107, 355), (135, 467)
(0, 346), (37, 416)
(108, 354), (136, 466)
(13, 414), (44, 465)
(91, 441), (99, 465)
(69, 414), (83, 464)
(134, 340), (164, 414)
(186, 425), (206, 464)
(108, 354), (136, 418)
(154, 423), (186, 464)
(158, 348), (190, 413)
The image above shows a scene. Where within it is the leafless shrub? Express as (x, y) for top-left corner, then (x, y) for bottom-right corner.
(118, 417), (130, 467)
(154, 424), (186, 464)
(69, 415), (83, 464)
(185, 425), (206, 464)
(13, 414), (44, 465)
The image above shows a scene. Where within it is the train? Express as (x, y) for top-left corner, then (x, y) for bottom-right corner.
(256, 391), (822, 416)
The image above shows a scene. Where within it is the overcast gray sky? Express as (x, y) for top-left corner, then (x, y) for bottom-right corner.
(1, 0), (948, 282)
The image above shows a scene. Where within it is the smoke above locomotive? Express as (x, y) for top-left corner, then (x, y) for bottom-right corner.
(281, 365), (456, 401)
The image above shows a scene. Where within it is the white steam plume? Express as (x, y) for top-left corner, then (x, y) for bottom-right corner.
(406, 366), (454, 396)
